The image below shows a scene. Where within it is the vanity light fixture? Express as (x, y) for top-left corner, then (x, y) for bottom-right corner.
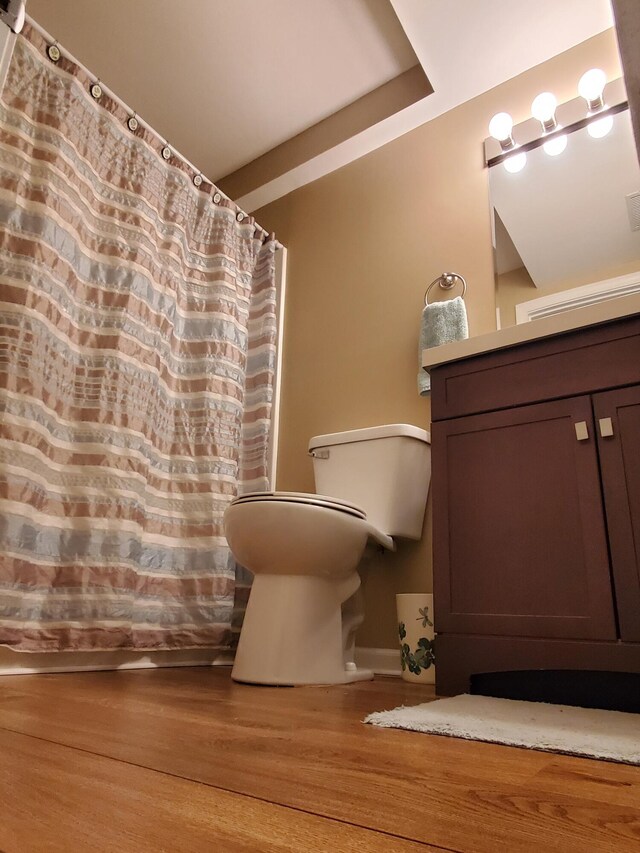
(531, 92), (558, 132)
(488, 112), (515, 150)
(484, 72), (626, 169)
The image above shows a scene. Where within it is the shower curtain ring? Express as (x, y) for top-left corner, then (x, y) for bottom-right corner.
(47, 42), (61, 62)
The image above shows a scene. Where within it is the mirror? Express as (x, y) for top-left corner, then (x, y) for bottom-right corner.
(491, 108), (640, 328)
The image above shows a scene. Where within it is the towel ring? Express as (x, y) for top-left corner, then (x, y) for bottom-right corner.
(424, 272), (467, 305)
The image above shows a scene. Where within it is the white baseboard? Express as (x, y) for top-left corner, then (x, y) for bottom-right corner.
(355, 646), (401, 677)
(0, 645), (399, 678)
(0, 647), (235, 676)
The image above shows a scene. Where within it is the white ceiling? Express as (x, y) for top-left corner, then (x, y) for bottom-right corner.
(27, 0), (418, 179)
(391, 0), (614, 105)
(26, 0), (615, 209)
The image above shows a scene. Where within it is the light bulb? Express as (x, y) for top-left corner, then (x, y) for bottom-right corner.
(531, 92), (557, 130)
(578, 68), (606, 109)
(543, 134), (567, 156)
(489, 112), (514, 142)
(503, 151), (527, 173)
(587, 115), (613, 139)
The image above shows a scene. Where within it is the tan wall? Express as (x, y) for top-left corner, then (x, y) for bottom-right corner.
(255, 30), (622, 650)
(218, 65), (432, 200)
(496, 266), (536, 327)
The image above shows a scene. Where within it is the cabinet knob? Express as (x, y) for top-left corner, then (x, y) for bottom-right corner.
(598, 417), (614, 438)
(574, 421), (589, 441)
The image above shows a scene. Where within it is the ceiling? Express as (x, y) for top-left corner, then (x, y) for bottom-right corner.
(27, 0), (418, 180)
(26, 0), (615, 209)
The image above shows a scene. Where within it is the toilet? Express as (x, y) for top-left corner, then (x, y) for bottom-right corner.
(224, 424), (431, 685)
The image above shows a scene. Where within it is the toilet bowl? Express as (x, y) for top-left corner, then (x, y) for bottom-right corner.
(225, 495), (392, 685)
(224, 424), (431, 686)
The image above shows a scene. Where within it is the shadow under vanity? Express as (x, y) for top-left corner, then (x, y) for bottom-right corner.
(428, 304), (640, 710)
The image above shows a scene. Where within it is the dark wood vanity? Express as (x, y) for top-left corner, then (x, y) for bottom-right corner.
(430, 312), (640, 700)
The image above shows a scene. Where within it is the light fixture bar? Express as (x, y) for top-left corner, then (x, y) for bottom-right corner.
(484, 77), (627, 167)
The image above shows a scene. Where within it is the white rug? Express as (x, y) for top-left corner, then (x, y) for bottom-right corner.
(364, 694), (640, 765)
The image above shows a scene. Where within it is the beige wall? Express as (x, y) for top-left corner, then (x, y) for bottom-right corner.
(218, 65), (432, 200)
(496, 266), (537, 327)
(255, 30), (622, 650)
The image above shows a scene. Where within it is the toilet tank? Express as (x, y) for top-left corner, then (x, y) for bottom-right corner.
(308, 424), (431, 539)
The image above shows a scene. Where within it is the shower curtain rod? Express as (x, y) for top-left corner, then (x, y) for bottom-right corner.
(24, 15), (283, 250)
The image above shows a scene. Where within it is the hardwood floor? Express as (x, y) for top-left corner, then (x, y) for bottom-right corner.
(0, 668), (639, 852)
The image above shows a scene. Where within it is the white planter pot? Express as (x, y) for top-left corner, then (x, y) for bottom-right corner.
(396, 593), (435, 684)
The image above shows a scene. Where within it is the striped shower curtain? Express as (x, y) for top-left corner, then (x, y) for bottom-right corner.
(0, 24), (277, 652)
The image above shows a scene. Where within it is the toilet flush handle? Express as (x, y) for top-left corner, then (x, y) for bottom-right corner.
(309, 448), (330, 459)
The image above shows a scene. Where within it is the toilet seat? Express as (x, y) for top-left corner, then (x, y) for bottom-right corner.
(231, 490), (366, 520)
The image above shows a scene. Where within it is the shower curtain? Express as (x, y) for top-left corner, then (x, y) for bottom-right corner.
(0, 23), (277, 651)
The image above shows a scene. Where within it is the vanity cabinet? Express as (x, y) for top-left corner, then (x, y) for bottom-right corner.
(594, 384), (640, 642)
(430, 313), (640, 696)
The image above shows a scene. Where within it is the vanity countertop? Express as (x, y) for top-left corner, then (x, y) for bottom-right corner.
(422, 293), (640, 370)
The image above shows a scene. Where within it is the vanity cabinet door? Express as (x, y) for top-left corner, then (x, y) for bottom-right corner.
(432, 396), (617, 640)
(594, 385), (640, 642)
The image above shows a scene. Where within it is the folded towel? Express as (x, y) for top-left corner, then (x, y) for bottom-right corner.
(418, 296), (469, 395)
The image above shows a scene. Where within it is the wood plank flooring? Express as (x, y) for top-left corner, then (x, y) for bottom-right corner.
(0, 667), (639, 852)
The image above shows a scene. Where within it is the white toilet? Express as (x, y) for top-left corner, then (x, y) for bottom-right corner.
(224, 424), (431, 685)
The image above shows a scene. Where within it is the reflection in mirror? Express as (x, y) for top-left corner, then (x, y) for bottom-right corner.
(492, 108), (640, 328)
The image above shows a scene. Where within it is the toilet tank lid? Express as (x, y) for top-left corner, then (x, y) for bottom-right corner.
(309, 423), (430, 451)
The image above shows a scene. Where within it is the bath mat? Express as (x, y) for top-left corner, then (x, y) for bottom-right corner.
(364, 694), (640, 765)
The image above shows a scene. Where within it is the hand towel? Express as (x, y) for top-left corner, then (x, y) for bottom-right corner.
(418, 296), (469, 395)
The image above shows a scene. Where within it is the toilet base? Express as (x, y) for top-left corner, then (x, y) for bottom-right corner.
(231, 665), (374, 687)
(231, 573), (373, 686)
